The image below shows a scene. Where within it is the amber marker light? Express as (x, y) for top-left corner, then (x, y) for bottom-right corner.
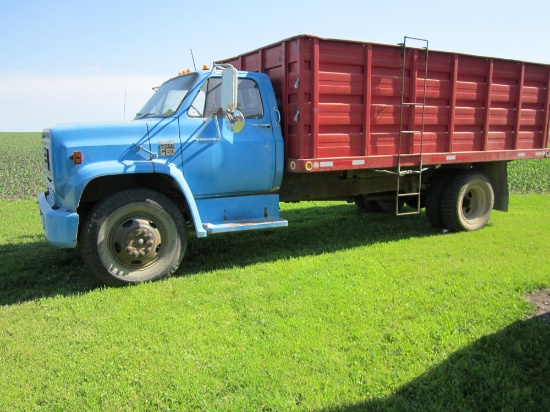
(70, 151), (83, 164)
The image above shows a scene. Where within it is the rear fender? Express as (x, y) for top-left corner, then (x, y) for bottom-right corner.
(473, 161), (509, 212)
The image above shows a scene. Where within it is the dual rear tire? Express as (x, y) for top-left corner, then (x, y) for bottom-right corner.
(426, 170), (494, 232)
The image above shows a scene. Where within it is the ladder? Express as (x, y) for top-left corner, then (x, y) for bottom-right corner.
(396, 36), (429, 215)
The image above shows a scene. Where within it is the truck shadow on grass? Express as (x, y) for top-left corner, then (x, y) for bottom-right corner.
(179, 203), (437, 276)
(0, 204), (437, 305)
(320, 314), (550, 412)
(0, 240), (101, 306)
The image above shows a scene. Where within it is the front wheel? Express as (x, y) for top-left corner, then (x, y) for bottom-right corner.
(440, 170), (494, 231)
(80, 188), (187, 286)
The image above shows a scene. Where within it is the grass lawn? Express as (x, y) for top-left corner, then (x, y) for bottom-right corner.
(1, 195), (549, 411)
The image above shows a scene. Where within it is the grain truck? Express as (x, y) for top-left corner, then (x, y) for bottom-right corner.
(38, 35), (550, 285)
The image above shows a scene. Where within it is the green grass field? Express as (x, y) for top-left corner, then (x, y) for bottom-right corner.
(0, 132), (549, 411)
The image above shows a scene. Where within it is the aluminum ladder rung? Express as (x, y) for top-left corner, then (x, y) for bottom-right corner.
(397, 191), (420, 197)
(397, 210), (422, 216)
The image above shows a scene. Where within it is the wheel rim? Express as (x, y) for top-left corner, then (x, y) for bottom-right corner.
(107, 215), (165, 270)
(461, 184), (488, 222)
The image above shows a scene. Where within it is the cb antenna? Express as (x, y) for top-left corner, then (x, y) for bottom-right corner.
(190, 49), (197, 71)
(123, 64), (128, 120)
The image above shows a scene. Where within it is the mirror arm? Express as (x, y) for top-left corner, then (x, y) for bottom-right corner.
(211, 63), (233, 74)
(194, 113), (222, 141)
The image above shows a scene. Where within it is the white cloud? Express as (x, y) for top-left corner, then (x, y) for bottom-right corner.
(0, 71), (167, 131)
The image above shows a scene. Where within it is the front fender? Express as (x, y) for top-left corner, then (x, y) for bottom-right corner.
(66, 160), (155, 207)
(69, 161), (207, 238)
(153, 162), (207, 238)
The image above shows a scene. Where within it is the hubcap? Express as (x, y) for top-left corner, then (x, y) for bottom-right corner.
(461, 186), (486, 220)
(111, 218), (162, 267)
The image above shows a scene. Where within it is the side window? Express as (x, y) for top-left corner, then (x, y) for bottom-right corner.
(188, 78), (263, 119)
(188, 89), (205, 117)
(237, 79), (263, 119)
(188, 78), (222, 118)
(204, 78), (222, 117)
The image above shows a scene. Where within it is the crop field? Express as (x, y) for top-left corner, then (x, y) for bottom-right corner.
(507, 156), (550, 192)
(0, 131), (549, 411)
(0, 133), (46, 199)
(0, 132), (548, 200)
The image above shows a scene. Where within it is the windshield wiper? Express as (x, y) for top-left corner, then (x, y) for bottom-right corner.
(135, 112), (158, 119)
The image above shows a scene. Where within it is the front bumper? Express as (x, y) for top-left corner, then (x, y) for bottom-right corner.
(38, 192), (79, 248)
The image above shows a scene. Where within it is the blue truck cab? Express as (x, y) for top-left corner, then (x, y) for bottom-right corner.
(39, 65), (287, 285)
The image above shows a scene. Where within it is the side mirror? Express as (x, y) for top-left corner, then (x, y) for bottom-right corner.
(225, 110), (245, 133)
(221, 66), (238, 113)
(220, 65), (245, 133)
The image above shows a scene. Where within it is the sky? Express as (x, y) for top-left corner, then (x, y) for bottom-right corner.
(1, 0), (549, 132)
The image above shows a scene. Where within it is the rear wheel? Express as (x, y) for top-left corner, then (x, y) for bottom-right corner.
(403, 194), (425, 210)
(355, 196), (404, 213)
(440, 170), (494, 231)
(376, 198), (404, 213)
(425, 170), (455, 228)
(355, 196), (381, 213)
(80, 188), (187, 286)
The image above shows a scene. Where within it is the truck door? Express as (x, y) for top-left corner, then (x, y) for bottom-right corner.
(181, 76), (277, 197)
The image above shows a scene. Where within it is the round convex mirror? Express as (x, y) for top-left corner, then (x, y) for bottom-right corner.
(225, 109), (245, 133)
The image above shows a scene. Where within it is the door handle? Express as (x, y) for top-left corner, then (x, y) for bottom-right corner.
(252, 124), (271, 128)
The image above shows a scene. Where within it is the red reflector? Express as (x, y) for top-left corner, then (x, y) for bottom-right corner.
(72, 151), (83, 164)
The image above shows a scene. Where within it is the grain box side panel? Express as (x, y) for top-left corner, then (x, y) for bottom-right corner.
(316, 39), (367, 159)
(220, 35), (549, 172)
(415, 52), (453, 154)
(516, 63), (549, 149)
(284, 37), (311, 160)
(368, 44), (405, 156)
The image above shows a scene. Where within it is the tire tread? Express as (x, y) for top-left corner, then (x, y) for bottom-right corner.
(80, 188), (187, 286)
(425, 170), (455, 228)
(440, 170), (494, 232)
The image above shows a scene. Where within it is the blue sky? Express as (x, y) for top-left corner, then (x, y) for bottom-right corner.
(1, 0), (549, 131)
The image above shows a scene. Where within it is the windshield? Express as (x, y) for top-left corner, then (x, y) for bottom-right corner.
(135, 73), (198, 119)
